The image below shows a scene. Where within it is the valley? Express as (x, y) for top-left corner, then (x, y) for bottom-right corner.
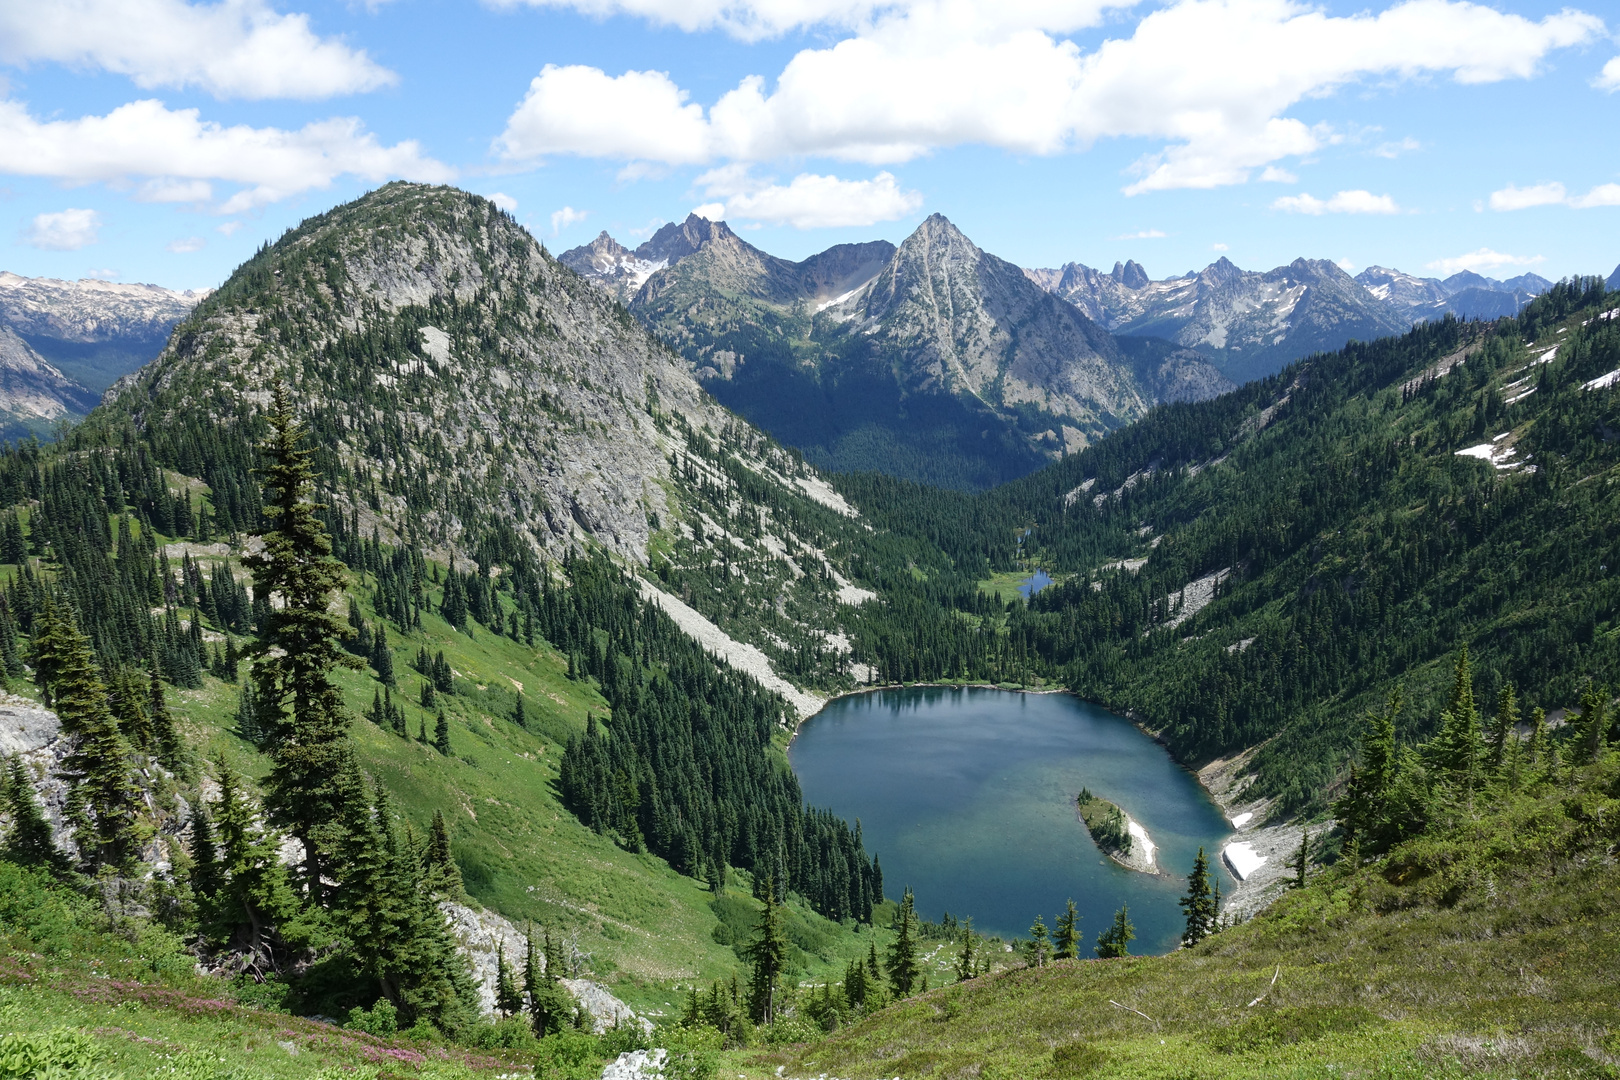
(0, 183), (1615, 1080)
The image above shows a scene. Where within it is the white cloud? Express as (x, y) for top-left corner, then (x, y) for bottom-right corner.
(489, 0), (1130, 44)
(550, 205), (588, 233)
(1114, 228), (1166, 239)
(1258, 165), (1297, 182)
(691, 203), (727, 221)
(1489, 180), (1620, 210)
(1373, 136), (1422, 158)
(166, 235), (204, 253)
(0, 0), (395, 100)
(22, 208), (100, 250)
(1597, 56), (1620, 91)
(1212, 242), (1229, 251)
(1272, 189), (1399, 215)
(217, 220), (244, 236)
(1425, 247), (1545, 276)
(695, 168), (923, 228)
(496, 0), (1602, 195)
(0, 98), (453, 213)
(488, 192), (518, 212)
(1570, 183), (1620, 208)
(87, 268), (119, 280)
(499, 66), (711, 165)
(1337, 257), (1355, 270)
(137, 178), (213, 203)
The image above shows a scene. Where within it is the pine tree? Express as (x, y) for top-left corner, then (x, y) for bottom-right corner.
(1425, 648), (1483, 792)
(243, 385), (361, 902)
(1053, 899), (1080, 960)
(434, 711), (451, 756)
(209, 759), (301, 961)
(1487, 683), (1520, 770)
(1094, 904), (1135, 958)
(1026, 915), (1051, 967)
(746, 875), (788, 1024)
(886, 887), (920, 995)
(954, 916), (977, 981)
(1573, 682), (1613, 765)
(1333, 689), (1401, 852)
(426, 809), (465, 899)
(495, 942), (522, 1018)
(1179, 847), (1217, 947)
(1294, 829), (1310, 889)
(2, 757), (61, 870)
(511, 692), (527, 730)
(528, 927), (574, 1036)
(372, 624), (395, 687)
(48, 607), (146, 873)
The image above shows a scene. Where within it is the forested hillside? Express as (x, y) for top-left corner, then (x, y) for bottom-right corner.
(834, 279), (1620, 815)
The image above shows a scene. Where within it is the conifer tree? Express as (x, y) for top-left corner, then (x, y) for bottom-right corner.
(954, 916), (978, 981)
(208, 759), (301, 962)
(188, 801), (223, 907)
(1026, 915), (1051, 967)
(1487, 683), (1520, 770)
(1293, 829), (1310, 888)
(2, 757), (61, 870)
(243, 385), (361, 901)
(426, 809), (465, 899)
(1094, 905), (1135, 958)
(527, 927), (574, 1036)
(1425, 648), (1483, 792)
(1525, 706), (1548, 769)
(495, 942), (522, 1018)
(434, 711), (451, 756)
(1179, 847), (1217, 947)
(512, 692), (527, 730)
(747, 875), (788, 1024)
(48, 606), (145, 873)
(886, 887), (920, 995)
(1334, 689), (1401, 852)
(1053, 899), (1080, 960)
(1573, 682), (1612, 764)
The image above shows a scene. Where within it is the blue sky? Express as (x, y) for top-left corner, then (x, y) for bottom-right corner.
(1, 0), (1617, 292)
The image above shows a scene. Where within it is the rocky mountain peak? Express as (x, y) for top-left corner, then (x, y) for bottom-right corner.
(1201, 256), (1245, 285)
(1111, 260), (1151, 289)
(637, 214), (737, 264)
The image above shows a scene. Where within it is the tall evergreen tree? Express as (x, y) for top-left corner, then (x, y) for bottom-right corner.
(47, 605), (145, 873)
(1026, 915), (1051, 967)
(1, 757), (61, 870)
(1425, 648), (1483, 792)
(1094, 905), (1135, 959)
(1053, 899), (1080, 960)
(434, 711), (451, 756)
(1293, 830), (1311, 889)
(426, 809), (465, 899)
(243, 385), (361, 901)
(527, 927), (573, 1037)
(1573, 682), (1613, 765)
(207, 759), (301, 964)
(494, 942), (522, 1019)
(1179, 847), (1217, 947)
(954, 916), (978, 981)
(886, 887), (920, 996)
(1334, 690), (1402, 851)
(746, 875), (788, 1025)
(1487, 683), (1520, 770)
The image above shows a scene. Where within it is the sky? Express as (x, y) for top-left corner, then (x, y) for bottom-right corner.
(1, 0), (1617, 293)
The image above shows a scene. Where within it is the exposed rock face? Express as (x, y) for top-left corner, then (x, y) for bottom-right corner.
(0, 271), (206, 391)
(99, 183), (746, 568)
(441, 901), (650, 1033)
(0, 326), (99, 431)
(558, 232), (668, 303)
(1356, 265), (1549, 324)
(1030, 255), (1411, 384)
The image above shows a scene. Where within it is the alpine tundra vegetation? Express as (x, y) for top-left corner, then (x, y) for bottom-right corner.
(0, 184), (1615, 1080)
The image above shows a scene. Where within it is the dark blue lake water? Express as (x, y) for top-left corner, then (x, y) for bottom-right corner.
(1018, 569), (1054, 598)
(789, 687), (1235, 954)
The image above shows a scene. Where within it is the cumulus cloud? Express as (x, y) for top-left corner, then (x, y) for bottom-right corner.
(695, 167), (923, 227)
(550, 205), (588, 233)
(496, 0), (1602, 195)
(1272, 189), (1399, 215)
(691, 202), (727, 221)
(488, 192), (518, 212)
(1596, 55), (1620, 91)
(22, 208), (100, 250)
(0, 98), (454, 213)
(1490, 180), (1620, 210)
(0, 0), (395, 100)
(1114, 228), (1166, 239)
(1212, 242), (1229, 251)
(1425, 247), (1545, 276)
(1258, 165), (1297, 182)
(166, 235), (205, 253)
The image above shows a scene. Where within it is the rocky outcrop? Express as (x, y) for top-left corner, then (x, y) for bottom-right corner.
(440, 901), (650, 1034)
(0, 326), (98, 432)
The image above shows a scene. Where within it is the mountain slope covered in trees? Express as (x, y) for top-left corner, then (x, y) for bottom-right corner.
(835, 279), (1620, 816)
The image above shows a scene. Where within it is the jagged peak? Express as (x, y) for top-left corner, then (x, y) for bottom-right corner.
(1199, 256), (1246, 285)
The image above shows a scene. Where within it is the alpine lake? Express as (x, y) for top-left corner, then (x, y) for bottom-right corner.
(789, 685), (1236, 955)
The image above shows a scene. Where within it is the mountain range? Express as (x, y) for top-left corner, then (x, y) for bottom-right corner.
(564, 216), (1573, 488)
(0, 271), (204, 437)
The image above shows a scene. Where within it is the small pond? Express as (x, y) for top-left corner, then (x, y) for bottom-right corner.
(789, 687), (1234, 954)
(1018, 569), (1054, 598)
